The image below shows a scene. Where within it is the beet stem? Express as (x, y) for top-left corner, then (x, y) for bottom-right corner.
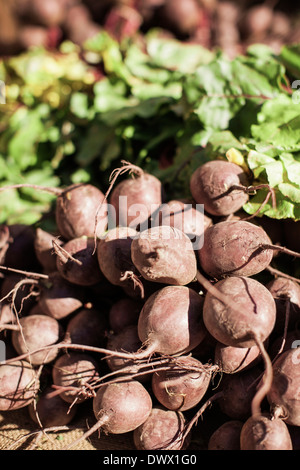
(266, 266), (300, 285)
(0, 340), (157, 366)
(262, 243), (300, 258)
(196, 270), (243, 318)
(0, 183), (62, 196)
(0, 265), (49, 280)
(181, 391), (224, 441)
(92, 160), (144, 254)
(52, 239), (83, 266)
(62, 414), (110, 450)
(251, 334), (273, 417)
(272, 300), (290, 360)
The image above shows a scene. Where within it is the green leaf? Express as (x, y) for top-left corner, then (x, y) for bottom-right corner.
(247, 150), (284, 187)
(278, 182), (300, 203)
(8, 107), (47, 170)
(280, 44), (300, 79)
(70, 92), (93, 119)
(279, 152), (300, 186)
(243, 189), (297, 220)
(146, 35), (214, 73)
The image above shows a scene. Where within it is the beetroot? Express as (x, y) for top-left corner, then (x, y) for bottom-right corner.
(240, 413), (293, 450)
(52, 352), (100, 404)
(0, 273), (37, 315)
(55, 236), (103, 286)
(0, 360), (39, 410)
(105, 325), (143, 374)
(214, 341), (264, 374)
(34, 228), (61, 274)
(133, 406), (188, 450)
(11, 314), (64, 365)
(63, 380), (153, 450)
(131, 225), (197, 286)
(97, 226), (141, 291)
(136, 285), (206, 358)
(203, 276), (276, 348)
(55, 183), (108, 241)
(198, 220), (274, 278)
(38, 272), (85, 320)
(266, 277), (300, 336)
(190, 160), (250, 216)
(208, 420), (243, 450)
(152, 199), (212, 249)
(218, 367), (262, 421)
(109, 163), (162, 230)
(267, 348), (300, 426)
(108, 297), (142, 333)
(65, 307), (108, 348)
(151, 355), (211, 411)
(28, 386), (78, 428)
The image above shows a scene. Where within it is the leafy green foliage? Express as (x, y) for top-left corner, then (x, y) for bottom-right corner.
(0, 32), (300, 225)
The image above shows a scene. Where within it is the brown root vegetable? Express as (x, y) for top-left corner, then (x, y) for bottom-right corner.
(0, 273), (37, 315)
(55, 236), (103, 286)
(160, 0), (203, 36)
(20, 0), (67, 26)
(105, 325), (143, 374)
(62, 4), (102, 46)
(18, 25), (50, 49)
(198, 220), (274, 278)
(65, 307), (108, 349)
(267, 348), (300, 426)
(109, 164), (162, 230)
(55, 183), (108, 241)
(3, 224), (38, 271)
(208, 420), (243, 450)
(133, 406), (188, 450)
(0, 302), (16, 326)
(0, 360), (39, 410)
(34, 228), (62, 274)
(218, 367), (262, 421)
(63, 380), (153, 450)
(97, 226), (142, 293)
(203, 276), (276, 348)
(151, 199), (212, 250)
(52, 352), (100, 404)
(92, 380), (152, 434)
(28, 386), (78, 428)
(0, 183), (108, 243)
(131, 225), (197, 286)
(108, 297), (142, 333)
(136, 285), (206, 359)
(240, 413), (292, 450)
(266, 277), (300, 336)
(241, 4), (274, 38)
(151, 355), (212, 411)
(11, 314), (64, 365)
(214, 341), (264, 374)
(190, 160), (250, 216)
(38, 272), (85, 320)
(268, 329), (300, 360)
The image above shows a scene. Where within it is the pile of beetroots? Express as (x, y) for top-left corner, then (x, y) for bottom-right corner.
(0, 158), (300, 450)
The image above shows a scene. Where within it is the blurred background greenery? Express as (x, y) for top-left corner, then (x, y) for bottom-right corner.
(0, 0), (300, 229)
